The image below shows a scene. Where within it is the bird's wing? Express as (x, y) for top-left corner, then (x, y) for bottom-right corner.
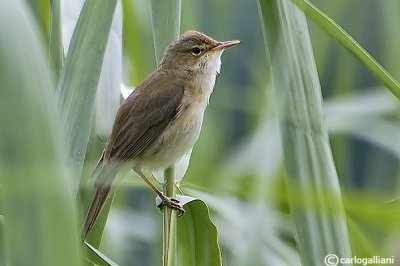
(82, 73), (184, 241)
(104, 75), (185, 167)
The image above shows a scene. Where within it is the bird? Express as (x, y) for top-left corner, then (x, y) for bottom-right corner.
(81, 30), (240, 241)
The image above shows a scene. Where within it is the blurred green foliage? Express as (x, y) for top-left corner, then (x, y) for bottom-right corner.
(1, 0), (400, 265)
(117, 1), (400, 265)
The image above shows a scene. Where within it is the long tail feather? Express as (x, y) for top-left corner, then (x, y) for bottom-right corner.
(81, 185), (111, 242)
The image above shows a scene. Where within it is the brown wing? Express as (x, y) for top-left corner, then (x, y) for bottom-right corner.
(104, 72), (184, 166)
(81, 72), (184, 241)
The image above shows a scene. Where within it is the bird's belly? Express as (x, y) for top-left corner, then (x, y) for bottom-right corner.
(138, 104), (204, 171)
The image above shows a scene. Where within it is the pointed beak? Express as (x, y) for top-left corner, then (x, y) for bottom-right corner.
(211, 40), (241, 51)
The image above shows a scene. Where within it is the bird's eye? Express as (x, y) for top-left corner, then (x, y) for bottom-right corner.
(190, 47), (202, 56)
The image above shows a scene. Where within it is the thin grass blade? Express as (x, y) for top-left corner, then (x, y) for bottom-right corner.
(292, 0), (400, 100)
(84, 242), (119, 266)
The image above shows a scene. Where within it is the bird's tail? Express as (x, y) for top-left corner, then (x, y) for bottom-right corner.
(81, 184), (111, 242)
(81, 154), (117, 242)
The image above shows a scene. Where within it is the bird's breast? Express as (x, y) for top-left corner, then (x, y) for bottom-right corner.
(138, 100), (206, 171)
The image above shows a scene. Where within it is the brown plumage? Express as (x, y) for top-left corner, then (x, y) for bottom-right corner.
(81, 30), (240, 241)
(82, 72), (184, 240)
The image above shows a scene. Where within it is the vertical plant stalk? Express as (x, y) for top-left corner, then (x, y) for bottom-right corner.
(163, 167), (178, 266)
(257, 0), (352, 265)
(149, 0), (181, 265)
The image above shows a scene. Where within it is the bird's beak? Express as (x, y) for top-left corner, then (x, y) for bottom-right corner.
(211, 40), (241, 51)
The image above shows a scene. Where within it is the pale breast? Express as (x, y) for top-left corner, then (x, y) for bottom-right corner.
(137, 100), (205, 171)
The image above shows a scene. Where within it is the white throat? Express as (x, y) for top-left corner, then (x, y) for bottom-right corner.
(195, 50), (223, 105)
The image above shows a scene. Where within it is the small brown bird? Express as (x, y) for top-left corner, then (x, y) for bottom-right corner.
(82, 30), (240, 240)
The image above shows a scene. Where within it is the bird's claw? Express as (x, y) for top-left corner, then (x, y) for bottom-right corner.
(157, 197), (185, 216)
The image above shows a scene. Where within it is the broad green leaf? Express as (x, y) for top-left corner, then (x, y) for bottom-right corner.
(291, 0), (400, 100)
(85, 242), (119, 266)
(55, 0), (118, 191)
(79, 0), (123, 249)
(0, 1), (81, 265)
(257, 0), (352, 265)
(177, 199), (222, 266)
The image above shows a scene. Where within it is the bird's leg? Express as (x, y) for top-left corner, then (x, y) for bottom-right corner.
(133, 168), (185, 216)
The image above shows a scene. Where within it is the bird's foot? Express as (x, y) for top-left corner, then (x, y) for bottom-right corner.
(157, 197), (185, 216)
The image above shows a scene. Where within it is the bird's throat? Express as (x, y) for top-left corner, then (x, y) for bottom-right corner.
(191, 51), (223, 105)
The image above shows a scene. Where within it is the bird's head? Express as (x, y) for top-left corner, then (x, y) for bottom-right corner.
(160, 30), (240, 77)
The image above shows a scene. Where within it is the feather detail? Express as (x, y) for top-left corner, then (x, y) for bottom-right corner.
(81, 185), (111, 242)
